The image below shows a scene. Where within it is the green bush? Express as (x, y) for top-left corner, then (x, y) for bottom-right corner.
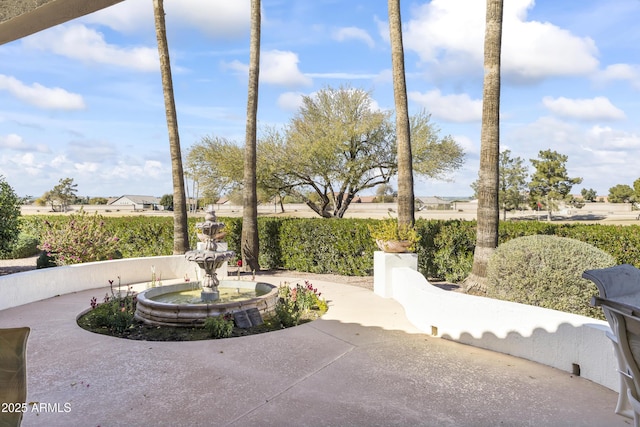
(430, 220), (476, 282)
(486, 235), (616, 319)
(278, 219), (375, 276)
(86, 293), (137, 335)
(15, 214), (640, 284)
(8, 233), (40, 259)
(203, 315), (234, 339)
(0, 177), (21, 257)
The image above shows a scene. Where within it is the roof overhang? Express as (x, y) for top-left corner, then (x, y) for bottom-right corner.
(0, 0), (125, 45)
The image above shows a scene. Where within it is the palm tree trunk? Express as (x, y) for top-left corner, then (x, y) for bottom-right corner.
(388, 0), (414, 227)
(465, 0), (503, 292)
(153, 0), (189, 254)
(241, 0), (261, 272)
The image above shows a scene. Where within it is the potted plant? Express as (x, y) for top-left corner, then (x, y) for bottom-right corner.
(368, 218), (418, 253)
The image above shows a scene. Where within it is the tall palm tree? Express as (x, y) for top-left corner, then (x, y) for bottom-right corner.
(388, 0), (414, 227)
(153, 0), (189, 254)
(241, 0), (261, 272)
(465, 0), (503, 292)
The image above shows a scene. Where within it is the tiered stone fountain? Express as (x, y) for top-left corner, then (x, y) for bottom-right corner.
(185, 206), (235, 302)
(134, 206), (278, 327)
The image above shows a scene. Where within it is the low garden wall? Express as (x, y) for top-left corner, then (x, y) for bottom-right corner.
(0, 255), (228, 311)
(374, 252), (618, 392)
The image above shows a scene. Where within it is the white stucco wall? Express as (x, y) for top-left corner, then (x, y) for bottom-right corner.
(0, 255), (228, 311)
(374, 252), (618, 392)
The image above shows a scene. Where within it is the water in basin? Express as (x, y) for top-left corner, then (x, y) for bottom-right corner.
(150, 287), (269, 304)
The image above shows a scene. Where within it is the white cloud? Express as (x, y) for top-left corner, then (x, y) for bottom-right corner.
(542, 96), (626, 121)
(306, 72), (380, 80)
(227, 50), (312, 88)
(0, 75), (85, 110)
(585, 125), (640, 150)
(0, 134), (28, 150)
(408, 89), (482, 122)
(594, 64), (640, 90)
(262, 50), (313, 87)
(277, 92), (304, 112)
(74, 162), (99, 173)
(84, 0), (250, 39)
(504, 117), (640, 193)
(403, 0), (599, 82)
(23, 24), (158, 72)
(332, 27), (375, 48)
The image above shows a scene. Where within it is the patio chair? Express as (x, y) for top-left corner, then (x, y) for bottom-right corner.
(0, 327), (30, 427)
(584, 264), (640, 419)
(592, 296), (640, 427)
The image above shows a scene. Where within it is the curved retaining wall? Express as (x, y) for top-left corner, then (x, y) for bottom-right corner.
(0, 255), (207, 311)
(373, 252), (618, 392)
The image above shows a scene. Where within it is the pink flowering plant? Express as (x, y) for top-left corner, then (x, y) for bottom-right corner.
(39, 210), (120, 265)
(84, 278), (137, 335)
(275, 280), (327, 327)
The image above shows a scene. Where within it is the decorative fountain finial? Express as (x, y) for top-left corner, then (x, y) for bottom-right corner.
(185, 205), (235, 301)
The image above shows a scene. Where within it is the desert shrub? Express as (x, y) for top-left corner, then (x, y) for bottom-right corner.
(486, 235), (616, 319)
(8, 233), (40, 259)
(39, 210), (121, 265)
(203, 315), (234, 339)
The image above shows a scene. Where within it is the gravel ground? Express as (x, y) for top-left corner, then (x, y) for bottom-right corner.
(0, 255), (38, 276)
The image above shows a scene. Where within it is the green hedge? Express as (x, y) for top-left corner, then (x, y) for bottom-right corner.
(16, 215), (640, 280)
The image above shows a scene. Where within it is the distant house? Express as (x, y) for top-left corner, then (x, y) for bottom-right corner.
(108, 195), (160, 210)
(416, 196), (452, 210)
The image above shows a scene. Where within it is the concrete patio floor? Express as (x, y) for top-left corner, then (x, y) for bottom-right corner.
(0, 274), (629, 427)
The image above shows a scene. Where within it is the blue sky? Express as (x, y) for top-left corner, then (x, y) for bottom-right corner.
(1, 0), (640, 199)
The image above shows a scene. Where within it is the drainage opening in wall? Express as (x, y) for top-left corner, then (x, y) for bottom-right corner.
(572, 363), (581, 376)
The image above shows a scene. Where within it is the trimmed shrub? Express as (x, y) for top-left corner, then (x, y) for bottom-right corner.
(431, 220), (476, 282)
(486, 235), (616, 319)
(8, 233), (40, 259)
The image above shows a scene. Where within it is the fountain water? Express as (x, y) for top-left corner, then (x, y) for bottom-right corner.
(133, 205), (278, 327)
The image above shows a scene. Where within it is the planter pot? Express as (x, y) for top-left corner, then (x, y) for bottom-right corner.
(376, 239), (413, 253)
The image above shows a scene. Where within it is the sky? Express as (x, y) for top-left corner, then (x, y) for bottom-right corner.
(1, 0), (640, 200)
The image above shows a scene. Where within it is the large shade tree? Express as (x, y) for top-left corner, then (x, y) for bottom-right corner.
(241, 0), (261, 272)
(153, 0), (189, 254)
(187, 87), (464, 219)
(466, 0), (503, 292)
(388, 0), (414, 227)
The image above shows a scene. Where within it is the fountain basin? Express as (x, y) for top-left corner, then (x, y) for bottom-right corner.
(134, 280), (278, 327)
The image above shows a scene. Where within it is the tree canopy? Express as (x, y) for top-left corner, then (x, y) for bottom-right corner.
(38, 178), (78, 212)
(608, 184), (635, 203)
(529, 149), (582, 221)
(186, 86), (465, 218)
